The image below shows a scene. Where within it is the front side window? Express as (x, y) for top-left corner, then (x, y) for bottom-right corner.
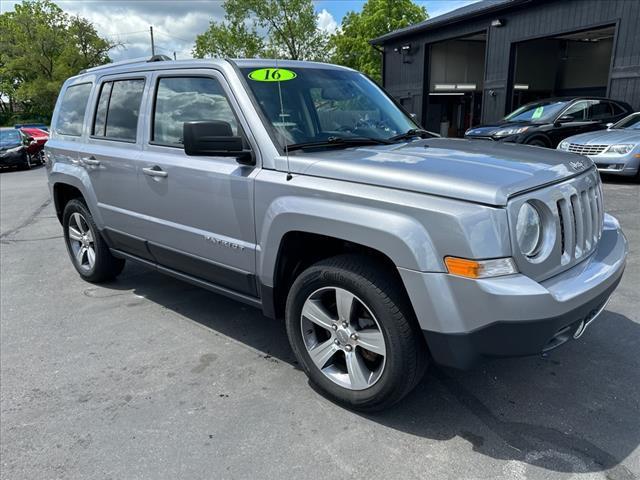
(55, 83), (92, 136)
(153, 76), (238, 146)
(239, 67), (417, 148)
(92, 79), (145, 142)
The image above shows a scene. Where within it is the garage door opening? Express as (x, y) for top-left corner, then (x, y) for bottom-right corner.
(424, 32), (486, 137)
(510, 25), (615, 111)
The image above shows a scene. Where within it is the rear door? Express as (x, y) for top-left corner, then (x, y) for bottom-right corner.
(80, 74), (151, 259)
(135, 69), (260, 296)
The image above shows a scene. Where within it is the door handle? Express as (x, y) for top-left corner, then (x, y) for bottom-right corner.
(142, 166), (168, 178)
(81, 156), (101, 166)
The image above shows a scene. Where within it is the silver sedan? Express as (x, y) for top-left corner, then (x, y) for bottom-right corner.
(558, 112), (640, 179)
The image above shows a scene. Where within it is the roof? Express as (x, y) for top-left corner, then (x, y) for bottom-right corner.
(231, 59), (352, 71)
(73, 57), (351, 80)
(370, 0), (530, 44)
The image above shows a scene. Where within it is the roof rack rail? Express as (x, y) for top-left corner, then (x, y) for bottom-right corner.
(79, 54), (172, 74)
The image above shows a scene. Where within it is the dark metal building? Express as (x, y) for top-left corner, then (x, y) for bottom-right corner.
(371, 0), (640, 137)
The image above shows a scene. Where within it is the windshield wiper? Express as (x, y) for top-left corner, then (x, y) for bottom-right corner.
(388, 128), (433, 142)
(286, 136), (392, 152)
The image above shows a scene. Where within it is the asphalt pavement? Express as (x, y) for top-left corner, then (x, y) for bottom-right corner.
(1, 166), (639, 480)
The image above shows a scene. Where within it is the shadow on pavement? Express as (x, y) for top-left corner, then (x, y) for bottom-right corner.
(102, 262), (639, 477)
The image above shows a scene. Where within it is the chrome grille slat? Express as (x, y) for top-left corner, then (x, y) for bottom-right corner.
(581, 189), (592, 251)
(571, 194), (584, 257)
(589, 187), (600, 246)
(567, 144), (607, 155)
(557, 198), (575, 262)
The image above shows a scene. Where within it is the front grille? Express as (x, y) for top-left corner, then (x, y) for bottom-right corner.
(555, 183), (603, 264)
(567, 143), (607, 156)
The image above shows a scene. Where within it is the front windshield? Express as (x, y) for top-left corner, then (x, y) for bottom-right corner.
(613, 113), (640, 130)
(240, 66), (418, 148)
(504, 100), (569, 123)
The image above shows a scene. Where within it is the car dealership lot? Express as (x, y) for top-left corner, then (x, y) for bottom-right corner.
(1, 167), (638, 480)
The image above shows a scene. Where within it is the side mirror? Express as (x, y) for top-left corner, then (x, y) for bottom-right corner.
(556, 115), (573, 124)
(606, 122), (614, 129)
(183, 120), (254, 165)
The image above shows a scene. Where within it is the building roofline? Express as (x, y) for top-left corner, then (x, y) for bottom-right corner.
(370, 0), (531, 45)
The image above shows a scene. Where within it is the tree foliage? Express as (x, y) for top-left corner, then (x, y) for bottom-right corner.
(330, 0), (428, 83)
(0, 0), (116, 124)
(193, 0), (328, 61)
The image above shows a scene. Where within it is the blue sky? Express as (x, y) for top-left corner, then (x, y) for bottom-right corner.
(316, 1), (479, 23)
(1, 0), (479, 60)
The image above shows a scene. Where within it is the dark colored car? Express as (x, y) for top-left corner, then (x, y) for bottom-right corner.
(465, 97), (633, 148)
(0, 128), (33, 170)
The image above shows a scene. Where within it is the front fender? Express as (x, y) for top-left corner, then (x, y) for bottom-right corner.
(257, 195), (441, 286)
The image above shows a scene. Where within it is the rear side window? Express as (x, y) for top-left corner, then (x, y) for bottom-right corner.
(152, 76), (238, 146)
(92, 79), (145, 142)
(611, 102), (626, 116)
(55, 83), (92, 136)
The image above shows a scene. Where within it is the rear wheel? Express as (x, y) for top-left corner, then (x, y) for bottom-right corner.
(285, 254), (427, 411)
(63, 199), (125, 282)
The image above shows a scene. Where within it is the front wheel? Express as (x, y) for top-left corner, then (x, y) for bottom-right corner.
(526, 138), (548, 148)
(62, 199), (125, 282)
(285, 255), (427, 411)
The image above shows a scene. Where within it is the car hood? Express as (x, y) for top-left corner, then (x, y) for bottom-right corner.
(288, 138), (591, 206)
(465, 121), (541, 136)
(0, 139), (22, 150)
(563, 129), (640, 145)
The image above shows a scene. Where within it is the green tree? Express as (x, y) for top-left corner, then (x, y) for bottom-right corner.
(0, 0), (116, 124)
(193, 0), (329, 61)
(330, 0), (428, 83)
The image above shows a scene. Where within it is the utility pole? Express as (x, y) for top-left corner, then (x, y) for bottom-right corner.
(149, 26), (155, 56)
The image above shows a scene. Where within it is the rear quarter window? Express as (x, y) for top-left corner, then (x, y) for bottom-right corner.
(55, 83), (92, 136)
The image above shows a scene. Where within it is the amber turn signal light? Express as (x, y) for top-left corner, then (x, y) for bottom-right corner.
(444, 256), (517, 279)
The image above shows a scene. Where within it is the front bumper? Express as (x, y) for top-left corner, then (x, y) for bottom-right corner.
(592, 153), (640, 177)
(0, 149), (25, 166)
(399, 214), (627, 369)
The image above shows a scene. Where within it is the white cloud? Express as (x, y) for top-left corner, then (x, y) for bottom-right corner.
(1, 1), (225, 61)
(317, 8), (338, 35)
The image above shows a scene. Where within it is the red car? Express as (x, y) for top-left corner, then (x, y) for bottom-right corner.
(20, 127), (49, 164)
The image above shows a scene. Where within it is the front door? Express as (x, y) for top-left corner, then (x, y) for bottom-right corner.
(136, 70), (259, 296)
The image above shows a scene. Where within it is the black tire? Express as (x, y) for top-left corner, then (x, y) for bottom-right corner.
(62, 199), (125, 282)
(285, 254), (428, 411)
(526, 138), (548, 148)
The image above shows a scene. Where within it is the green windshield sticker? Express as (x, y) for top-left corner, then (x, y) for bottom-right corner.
(248, 68), (297, 82)
(532, 106), (544, 119)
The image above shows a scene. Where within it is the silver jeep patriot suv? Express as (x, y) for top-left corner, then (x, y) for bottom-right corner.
(46, 58), (628, 410)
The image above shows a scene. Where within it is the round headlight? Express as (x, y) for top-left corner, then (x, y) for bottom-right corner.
(516, 202), (542, 257)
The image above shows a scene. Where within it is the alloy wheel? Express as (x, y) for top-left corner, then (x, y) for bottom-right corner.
(300, 287), (386, 390)
(68, 212), (96, 271)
